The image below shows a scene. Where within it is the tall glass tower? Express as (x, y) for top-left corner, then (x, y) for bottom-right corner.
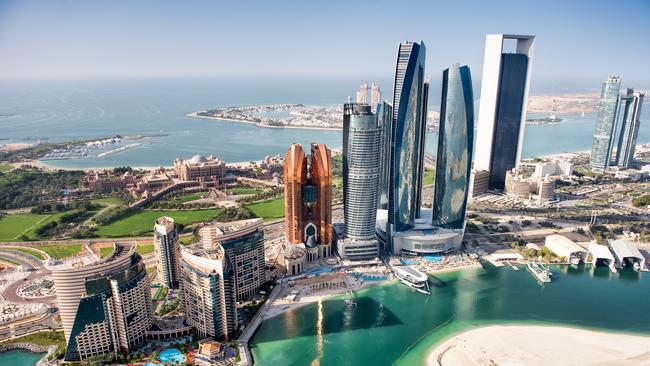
(342, 103), (382, 240)
(615, 89), (644, 168)
(377, 101), (393, 210)
(475, 34), (535, 190)
(433, 64), (474, 230)
(589, 76), (621, 171)
(388, 41), (427, 233)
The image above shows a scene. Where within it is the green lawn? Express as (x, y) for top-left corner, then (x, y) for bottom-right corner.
(244, 197), (285, 221)
(137, 243), (155, 255)
(38, 244), (82, 259)
(99, 246), (114, 258)
(227, 188), (263, 195)
(0, 211), (68, 241)
(168, 193), (203, 203)
(0, 164), (12, 173)
(423, 168), (435, 186)
(9, 247), (47, 260)
(94, 209), (223, 237)
(91, 197), (126, 206)
(180, 235), (197, 246)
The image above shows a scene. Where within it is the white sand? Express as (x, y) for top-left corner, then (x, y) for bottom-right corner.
(429, 325), (650, 366)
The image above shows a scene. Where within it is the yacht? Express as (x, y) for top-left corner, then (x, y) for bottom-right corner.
(393, 266), (430, 295)
(527, 261), (551, 283)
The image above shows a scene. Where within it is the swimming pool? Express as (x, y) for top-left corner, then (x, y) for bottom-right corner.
(158, 348), (186, 364)
(304, 267), (333, 275)
(422, 255), (443, 262)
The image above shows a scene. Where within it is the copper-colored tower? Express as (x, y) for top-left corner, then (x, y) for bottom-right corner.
(283, 143), (332, 255)
(284, 144), (307, 244)
(310, 143), (332, 246)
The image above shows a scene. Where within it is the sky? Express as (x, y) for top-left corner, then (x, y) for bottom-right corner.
(0, 0), (649, 88)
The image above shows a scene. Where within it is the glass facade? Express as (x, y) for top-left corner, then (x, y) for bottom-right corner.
(433, 64), (474, 230)
(615, 89), (644, 168)
(589, 76), (621, 171)
(377, 102), (393, 210)
(488, 53), (529, 190)
(342, 103), (382, 240)
(388, 41), (427, 232)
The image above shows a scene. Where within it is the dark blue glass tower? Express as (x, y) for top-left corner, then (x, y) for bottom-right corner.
(433, 64), (474, 229)
(387, 41), (427, 233)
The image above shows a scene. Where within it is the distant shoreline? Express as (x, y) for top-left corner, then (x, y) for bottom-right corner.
(186, 111), (342, 131)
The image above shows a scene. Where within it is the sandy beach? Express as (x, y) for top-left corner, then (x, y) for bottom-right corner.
(186, 111), (342, 131)
(428, 325), (650, 366)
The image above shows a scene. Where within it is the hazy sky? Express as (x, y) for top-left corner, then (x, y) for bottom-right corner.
(1, 0), (648, 87)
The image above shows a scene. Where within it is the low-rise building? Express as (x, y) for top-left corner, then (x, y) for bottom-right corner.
(505, 169), (555, 203)
(470, 169), (490, 197)
(544, 234), (588, 264)
(534, 159), (574, 178)
(614, 168), (646, 181)
(86, 170), (136, 192)
(195, 339), (229, 364)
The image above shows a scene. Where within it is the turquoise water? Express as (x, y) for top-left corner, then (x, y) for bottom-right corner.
(0, 349), (44, 366)
(250, 264), (650, 365)
(158, 348), (185, 363)
(0, 79), (644, 168)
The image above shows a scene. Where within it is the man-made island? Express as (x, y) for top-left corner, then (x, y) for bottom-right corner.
(429, 325), (650, 366)
(187, 92), (612, 131)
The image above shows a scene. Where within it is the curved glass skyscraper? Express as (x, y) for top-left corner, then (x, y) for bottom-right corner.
(589, 76), (621, 171)
(433, 64), (474, 229)
(388, 41), (427, 233)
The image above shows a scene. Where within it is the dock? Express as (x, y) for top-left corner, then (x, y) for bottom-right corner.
(588, 242), (617, 273)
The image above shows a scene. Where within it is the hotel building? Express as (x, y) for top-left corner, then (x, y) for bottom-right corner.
(173, 154), (226, 182)
(51, 243), (153, 361)
(474, 34), (535, 190)
(615, 89), (645, 168)
(200, 218), (266, 301)
(154, 216), (181, 289)
(283, 143), (333, 263)
(180, 246), (237, 340)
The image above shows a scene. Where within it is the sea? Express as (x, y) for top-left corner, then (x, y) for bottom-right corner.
(250, 264), (650, 365)
(0, 349), (44, 366)
(0, 78), (646, 169)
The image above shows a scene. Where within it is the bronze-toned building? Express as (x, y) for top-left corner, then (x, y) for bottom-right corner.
(283, 143), (332, 261)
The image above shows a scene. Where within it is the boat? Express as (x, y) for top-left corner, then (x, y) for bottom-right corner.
(527, 261), (551, 283)
(392, 266), (430, 295)
(570, 257), (581, 265)
(539, 263), (553, 277)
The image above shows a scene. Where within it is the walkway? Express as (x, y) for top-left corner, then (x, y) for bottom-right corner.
(236, 284), (283, 366)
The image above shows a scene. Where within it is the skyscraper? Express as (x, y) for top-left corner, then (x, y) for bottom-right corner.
(615, 89), (644, 168)
(52, 243), (153, 361)
(433, 64), (474, 230)
(589, 76), (621, 171)
(200, 218), (266, 301)
(475, 34), (535, 190)
(339, 104), (382, 260)
(377, 101), (393, 210)
(283, 143), (332, 260)
(154, 216), (181, 289)
(388, 41), (427, 233)
(370, 82), (381, 111)
(181, 246), (237, 340)
(356, 81), (368, 104)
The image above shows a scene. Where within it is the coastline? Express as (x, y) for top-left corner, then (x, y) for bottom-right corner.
(186, 112), (342, 131)
(426, 324), (650, 366)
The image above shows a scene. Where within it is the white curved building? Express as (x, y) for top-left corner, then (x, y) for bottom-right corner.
(51, 243), (153, 361)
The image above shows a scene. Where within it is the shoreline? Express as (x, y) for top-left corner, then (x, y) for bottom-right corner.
(186, 112), (343, 131)
(426, 324), (650, 366)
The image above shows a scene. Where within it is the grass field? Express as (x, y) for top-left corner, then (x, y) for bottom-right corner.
(0, 211), (68, 241)
(137, 243), (154, 255)
(0, 164), (12, 173)
(168, 193), (203, 203)
(38, 244), (82, 259)
(244, 197), (284, 221)
(94, 208), (223, 237)
(91, 197), (126, 206)
(99, 246), (114, 258)
(10, 247), (47, 260)
(423, 168), (435, 186)
(227, 188), (263, 195)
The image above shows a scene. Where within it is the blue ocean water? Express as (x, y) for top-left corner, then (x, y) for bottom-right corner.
(0, 78), (645, 168)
